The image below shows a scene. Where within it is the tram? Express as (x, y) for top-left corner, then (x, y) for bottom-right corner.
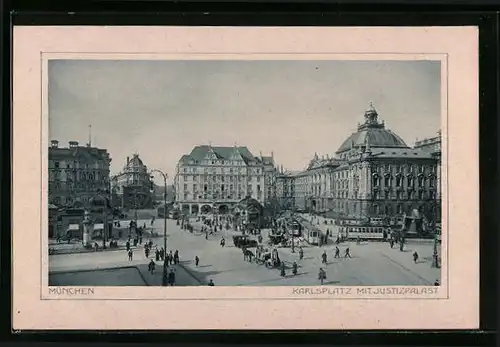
(338, 223), (391, 241)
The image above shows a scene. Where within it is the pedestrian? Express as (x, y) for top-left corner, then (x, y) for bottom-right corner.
(344, 247), (351, 258)
(126, 240), (130, 251)
(321, 251), (328, 264)
(208, 279), (215, 286)
(205, 230), (208, 240)
(174, 250), (179, 264)
(169, 251), (173, 265)
(220, 237), (225, 247)
(160, 248), (164, 261)
(145, 247), (150, 258)
(155, 249), (160, 261)
(299, 247), (304, 260)
(356, 236), (361, 245)
(195, 255), (200, 267)
(280, 262), (286, 277)
(413, 251), (419, 264)
(128, 249), (133, 261)
(292, 261), (298, 276)
(148, 259), (156, 274)
(168, 269), (176, 286)
(148, 239), (153, 249)
(139, 236), (143, 244)
(390, 239), (394, 248)
(318, 268), (327, 285)
(334, 246), (340, 258)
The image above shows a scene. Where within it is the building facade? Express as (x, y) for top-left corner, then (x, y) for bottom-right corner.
(174, 145), (276, 215)
(275, 167), (297, 210)
(111, 154), (153, 209)
(291, 104), (441, 223)
(48, 140), (112, 208)
(414, 131), (442, 202)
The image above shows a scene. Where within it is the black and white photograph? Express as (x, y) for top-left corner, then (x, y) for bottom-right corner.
(47, 59), (443, 287)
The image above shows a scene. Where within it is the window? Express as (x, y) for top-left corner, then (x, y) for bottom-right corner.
(384, 191), (390, 199)
(407, 177), (414, 187)
(396, 191), (401, 200)
(429, 177), (435, 187)
(396, 176), (402, 187)
(418, 176), (424, 187)
(54, 161), (60, 168)
(384, 176), (391, 187)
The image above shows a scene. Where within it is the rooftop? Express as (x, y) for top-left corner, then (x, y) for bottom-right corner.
(336, 104), (409, 154)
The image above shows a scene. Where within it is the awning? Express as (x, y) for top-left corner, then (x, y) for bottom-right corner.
(93, 223), (104, 231)
(67, 224), (79, 231)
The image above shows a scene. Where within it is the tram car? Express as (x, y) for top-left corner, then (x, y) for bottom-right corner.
(287, 219), (302, 237)
(303, 227), (320, 245)
(339, 224), (391, 241)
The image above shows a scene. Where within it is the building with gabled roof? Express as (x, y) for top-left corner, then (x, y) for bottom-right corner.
(174, 144), (276, 215)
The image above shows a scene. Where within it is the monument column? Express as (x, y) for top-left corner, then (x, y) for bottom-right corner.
(82, 210), (93, 247)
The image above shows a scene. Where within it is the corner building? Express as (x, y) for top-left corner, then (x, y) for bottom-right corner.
(112, 154), (153, 209)
(48, 140), (111, 208)
(293, 104), (440, 222)
(174, 145), (276, 215)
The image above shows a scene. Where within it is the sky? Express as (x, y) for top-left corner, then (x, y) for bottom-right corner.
(48, 59), (441, 184)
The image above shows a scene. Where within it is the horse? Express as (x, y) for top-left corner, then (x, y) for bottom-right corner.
(242, 248), (254, 262)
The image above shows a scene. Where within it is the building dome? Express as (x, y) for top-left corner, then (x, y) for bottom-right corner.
(127, 154), (144, 168)
(336, 104), (409, 154)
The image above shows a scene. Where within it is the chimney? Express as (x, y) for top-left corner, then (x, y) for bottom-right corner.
(50, 140), (59, 148)
(127, 156), (130, 165)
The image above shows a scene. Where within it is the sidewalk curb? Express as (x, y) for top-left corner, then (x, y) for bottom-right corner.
(176, 263), (204, 285)
(379, 253), (433, 285)
(50, 265), (141, 276)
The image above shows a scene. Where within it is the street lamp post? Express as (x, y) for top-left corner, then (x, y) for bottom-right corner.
(150, 169), (168, 286)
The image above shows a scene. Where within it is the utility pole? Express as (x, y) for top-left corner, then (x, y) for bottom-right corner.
(150, 169), (168, 286)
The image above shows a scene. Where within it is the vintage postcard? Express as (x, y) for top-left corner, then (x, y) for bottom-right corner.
(12, 26), (479, 330)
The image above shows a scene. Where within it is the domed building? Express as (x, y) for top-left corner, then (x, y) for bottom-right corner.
(291, 104), (440, 223)
(112, 154), (153, 209)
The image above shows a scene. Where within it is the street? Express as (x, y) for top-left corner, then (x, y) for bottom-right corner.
(49, 217), (441, 286)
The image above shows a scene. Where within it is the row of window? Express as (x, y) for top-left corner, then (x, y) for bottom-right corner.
(181, 192), (263, 201)
(49, 182), (106, 191)
(179, 174), (265, 183)
(182, 166), (263, 174)
(333, 202), (437, 215)
(50, 161), (107, 170)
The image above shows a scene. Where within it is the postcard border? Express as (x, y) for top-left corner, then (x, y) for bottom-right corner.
(40, 52), (449, 301)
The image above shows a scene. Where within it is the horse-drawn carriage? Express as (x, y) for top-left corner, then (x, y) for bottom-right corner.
(233, 235), (258, 248)
(255, 245), (281, 268)
(268, 230), (287, 246)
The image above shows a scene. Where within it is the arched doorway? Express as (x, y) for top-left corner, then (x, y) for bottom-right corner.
(218, 204), (229, 214)
(311, 200), (317, 210)
(181, 204), (190, 214)
(191, 204), (199, 215)
(201, 205), (212, 214)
